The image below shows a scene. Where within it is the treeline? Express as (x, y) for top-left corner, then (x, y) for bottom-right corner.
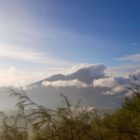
(0, 85), (140, 140)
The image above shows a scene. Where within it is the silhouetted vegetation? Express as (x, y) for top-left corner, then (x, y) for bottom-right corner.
(0, 83), (140, 140)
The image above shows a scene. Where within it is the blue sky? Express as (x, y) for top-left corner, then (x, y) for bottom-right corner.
(0, 0), (140, 86)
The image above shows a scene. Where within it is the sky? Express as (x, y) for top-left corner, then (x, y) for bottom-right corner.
(0, 0), (140, 86)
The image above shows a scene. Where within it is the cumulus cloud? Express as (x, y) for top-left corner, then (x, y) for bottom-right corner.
(93, 77), (128, 95)
(117, 54), (140, 62)
(42, 79), (89, 88)
(103, 86), (126, 95)
(93, 78), (118, 88)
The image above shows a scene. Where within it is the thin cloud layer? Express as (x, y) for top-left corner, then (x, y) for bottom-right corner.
(117, 54), (140, 62)
(42, 79), (89, 88)
(0, 43), (74, 66)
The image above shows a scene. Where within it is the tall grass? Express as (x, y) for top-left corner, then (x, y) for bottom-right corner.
(0, 83), (140, 140)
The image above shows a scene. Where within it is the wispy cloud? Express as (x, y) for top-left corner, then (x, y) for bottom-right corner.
(0, 43), (74, 66)
(0, 66), (48, 87)
(117, 54), (140, 62)
(106, 64), (140, 77)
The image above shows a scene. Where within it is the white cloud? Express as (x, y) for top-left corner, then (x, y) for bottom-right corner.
(67, 63), (106, 75)
(132, 69), (140, 79)
(102, 69), (140, 96)
(117, 54), (140, 62)
(42, 79), (89, 88)
(103, 86), (125, 95)
(93, 78), (118, 88)
(68, 64), (94, 74)
(93, 77), (127, 95)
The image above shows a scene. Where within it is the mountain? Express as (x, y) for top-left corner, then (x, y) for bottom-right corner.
(31, 64), (106, 86)
(26, 64), (124, 110)
(1, 64), (132, 110)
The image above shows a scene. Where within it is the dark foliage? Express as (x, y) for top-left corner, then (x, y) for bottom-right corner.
(0, 83), (140, 140)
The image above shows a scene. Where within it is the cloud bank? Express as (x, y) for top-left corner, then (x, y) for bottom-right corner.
(42, 79), (89, 88)
(117, 54), (140, 62)
(93, 77), (126, 95)
(1, 63), (140, 97)
(42, 63), (140, 96)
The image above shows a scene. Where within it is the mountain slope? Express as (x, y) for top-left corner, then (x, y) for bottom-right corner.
(31, 64), (106, 86)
